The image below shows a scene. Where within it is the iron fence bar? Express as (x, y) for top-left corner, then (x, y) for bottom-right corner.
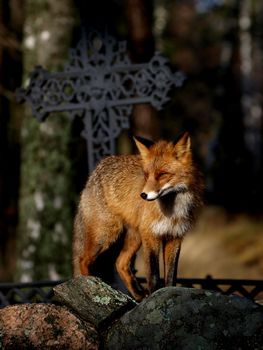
(224, 285), (241, 295)
(0, 280), (66, 290)
(249, 286), (263, 299)
(0, 292), (9, 307)
(0, 277), (262, 307)
(1, 278), (262, 290)
(175, 277), (263, 286)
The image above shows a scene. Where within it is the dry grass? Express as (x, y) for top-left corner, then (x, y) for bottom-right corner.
(179, 206), (263, 279)
(135, 206), (263, 280)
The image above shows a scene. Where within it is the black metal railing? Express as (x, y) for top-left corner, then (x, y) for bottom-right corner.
(0, 280), (65, 308)
(1, 276), (263, 308)
(175, 276), (263, 300)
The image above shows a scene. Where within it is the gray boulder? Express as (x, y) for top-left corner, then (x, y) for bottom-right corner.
(2, 277), (261, 350)
(53, 276), (137, 329)
(104, 287), (263, 350)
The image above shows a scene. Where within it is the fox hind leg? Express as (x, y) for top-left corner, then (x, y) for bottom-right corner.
(79, 241), (101, 276)
(73, 213), (123, 278)
(116, 228), (146, 301)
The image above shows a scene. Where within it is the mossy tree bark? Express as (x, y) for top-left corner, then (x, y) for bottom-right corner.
(18, 0), (77, 281)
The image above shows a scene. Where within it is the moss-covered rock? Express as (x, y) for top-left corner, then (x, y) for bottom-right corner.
(53, 276), (137, 329)
(104, 287), (263, 350)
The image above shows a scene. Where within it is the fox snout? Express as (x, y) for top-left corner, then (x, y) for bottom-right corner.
(140, 183), (188, 201)
(140, 191), (159, 201)
(140, 192), (148, 200)
(140, 187), (170, 201)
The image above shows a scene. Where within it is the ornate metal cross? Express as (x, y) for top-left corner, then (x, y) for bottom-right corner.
(17, 31), (185, 172)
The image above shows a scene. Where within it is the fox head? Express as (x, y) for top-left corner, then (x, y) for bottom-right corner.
(134, 132), (195, 201)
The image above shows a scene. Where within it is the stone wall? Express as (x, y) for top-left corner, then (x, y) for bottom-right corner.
(0, 276), (262, 349)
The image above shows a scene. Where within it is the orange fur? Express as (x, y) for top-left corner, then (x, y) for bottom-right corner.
(72, 133), (204, 301)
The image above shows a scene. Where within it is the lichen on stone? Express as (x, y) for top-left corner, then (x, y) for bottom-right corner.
(92, 296), (112, 305)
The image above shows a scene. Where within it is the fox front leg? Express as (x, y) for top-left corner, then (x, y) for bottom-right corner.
(163, 237), (182, 286)
(141, 233), (161, 294)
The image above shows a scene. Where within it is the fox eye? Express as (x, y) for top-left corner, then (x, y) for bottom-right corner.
(157, 172), (168, 179)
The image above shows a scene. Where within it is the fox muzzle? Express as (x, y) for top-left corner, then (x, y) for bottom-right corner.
(140, 191), (159, 201)
(140, 183), (188, 201)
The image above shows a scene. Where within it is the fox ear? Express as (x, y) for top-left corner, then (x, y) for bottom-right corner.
(133, 136), (154, 158)
(173, 132), (191, 158)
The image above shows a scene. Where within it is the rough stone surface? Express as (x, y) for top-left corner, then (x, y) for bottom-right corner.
(0, 303), (99, 349)
(53, 276), (137, 329)
(104, 287), (263, 350)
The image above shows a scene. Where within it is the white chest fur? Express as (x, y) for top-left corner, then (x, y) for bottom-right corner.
(151, 191), (194, 237)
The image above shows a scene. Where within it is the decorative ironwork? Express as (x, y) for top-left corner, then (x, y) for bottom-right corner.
(0, 280), (65, 307)
(17, 31), (185, 171)
(1, 277), (262, 307)
(176, 276), (263, 301)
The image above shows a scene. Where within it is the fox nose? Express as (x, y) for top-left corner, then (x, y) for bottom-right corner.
(140, 192), (147, 200)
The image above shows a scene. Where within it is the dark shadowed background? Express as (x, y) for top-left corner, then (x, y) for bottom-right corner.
(0, 0), (263, 283)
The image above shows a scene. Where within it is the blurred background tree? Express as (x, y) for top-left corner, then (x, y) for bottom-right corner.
(17, 0), (77, 281)
(125, 0), (160, 140)
(158, 0), (263, 211)
(1, 0), (263, 282)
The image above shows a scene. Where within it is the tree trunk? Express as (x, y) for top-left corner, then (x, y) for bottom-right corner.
(125, 0), (160, 141)
(0, 0), (25, 281)
(18, 0), (77, 281)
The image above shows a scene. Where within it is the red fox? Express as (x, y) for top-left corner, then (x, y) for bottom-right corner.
(72, 132), (203, 301)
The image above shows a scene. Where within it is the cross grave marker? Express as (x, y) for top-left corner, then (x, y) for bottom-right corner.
(17, 31), (185, 172)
